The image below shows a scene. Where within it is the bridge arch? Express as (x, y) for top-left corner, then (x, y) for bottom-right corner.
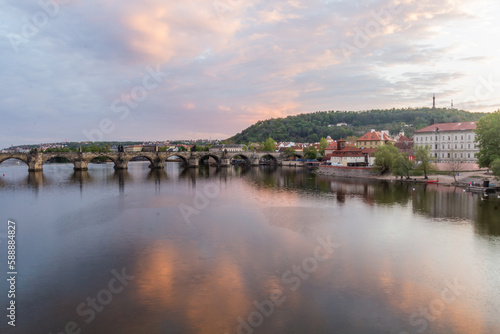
(165, 154), (189, 166)
(84, 154), (118, 165)
(127, 154), (155, 164)
(228, 153), (251, 165)
(0, 156), (29, 166)
(43, 155), (75, 165)
(259, 154), (279, 165)
(198, 154), (221, 166)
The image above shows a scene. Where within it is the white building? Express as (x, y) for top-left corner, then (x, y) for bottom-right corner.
(413, 122), (479, 163)
(209, 144), (245, 153)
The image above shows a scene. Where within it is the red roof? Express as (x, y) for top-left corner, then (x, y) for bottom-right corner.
(358, 131), (393, 142)
(331, 147), (364, 157)
(361, 148), (377, 156)
(415, 122), (476, 133)
(397, 135), (411, 143)
(331, 151), (364, 157)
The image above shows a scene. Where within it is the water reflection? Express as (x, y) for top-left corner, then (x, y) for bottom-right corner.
(1, 165), (499, 238)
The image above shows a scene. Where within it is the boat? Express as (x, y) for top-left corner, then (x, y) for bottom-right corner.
(426, 178), (439, 184)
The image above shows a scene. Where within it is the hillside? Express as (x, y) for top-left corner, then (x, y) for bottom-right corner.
(227, 108), (487, 143)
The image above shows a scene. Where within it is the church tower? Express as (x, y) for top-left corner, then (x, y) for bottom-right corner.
(432, 94), (436, 109)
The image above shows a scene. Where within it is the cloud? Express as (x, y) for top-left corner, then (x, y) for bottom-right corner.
(0, 0), (499, 148)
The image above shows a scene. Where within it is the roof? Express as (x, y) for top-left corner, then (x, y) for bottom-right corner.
(415, 122), (476, 133)
(361, 148), (377, 156)
(331, 147), (365, 157)
(397, 135), (411, 143)
(358, 131), (393, 142)
(331, 151), (364, 157)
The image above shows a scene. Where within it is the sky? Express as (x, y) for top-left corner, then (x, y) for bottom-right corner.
(1, 0), (500, 148)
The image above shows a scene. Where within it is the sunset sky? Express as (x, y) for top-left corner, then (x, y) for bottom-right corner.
(1, 0), (499, 148)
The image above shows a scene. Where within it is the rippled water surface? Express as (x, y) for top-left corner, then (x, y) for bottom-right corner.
(1, 161), (499, 334)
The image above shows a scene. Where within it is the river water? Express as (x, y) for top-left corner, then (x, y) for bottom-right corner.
(0, 161), (499, 334)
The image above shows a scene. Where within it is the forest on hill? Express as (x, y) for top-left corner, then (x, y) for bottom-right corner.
(227, 108), (487, 144)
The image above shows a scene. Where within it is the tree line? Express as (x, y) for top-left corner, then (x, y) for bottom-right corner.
(228, 108), (486, 144)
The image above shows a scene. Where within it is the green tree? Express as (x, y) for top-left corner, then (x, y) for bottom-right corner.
(445, 149), (465, 182)
(373, 144), (400, 174)
(318, 138), (328, 155)
(178, 145), (187, 152)
(303, 146), (318, 160)
(261, 137), (277, 152)
(284, 147), (297, 158)
(393, 153), (415, 179)
(491, 158), (500, 180)
(414, 145), (435, 179)
(475, 110), (500, 168)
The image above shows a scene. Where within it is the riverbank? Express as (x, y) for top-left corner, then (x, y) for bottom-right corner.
(316, 165), (498, 187)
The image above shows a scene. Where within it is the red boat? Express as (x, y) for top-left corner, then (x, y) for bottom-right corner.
(426, 178), (439, 184)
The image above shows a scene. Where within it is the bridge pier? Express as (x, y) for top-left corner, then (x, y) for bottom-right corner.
(28, 153), (44, 172)
(188, 157), (199, 168)
(73, 160), (88, 171)
(149, 158), (165, 169)
(249, 156), (260, 166)
(219, 158), (230, 167)
(114, 154), (128, 170)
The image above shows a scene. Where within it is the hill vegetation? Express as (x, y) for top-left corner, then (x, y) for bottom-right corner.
(227, 108), (487, 144)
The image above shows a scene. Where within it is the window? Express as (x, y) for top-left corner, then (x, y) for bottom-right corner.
(468, 153), (470, 158)
(435, 153), (437, 158)
(468, 144), (470, 149)
(455, 144), (457, 149)
(435, 144), (438, 149)
(442, 153), (444, 158)
(447, 153), (450, 158)
(442, 144), (445, 149)
(454, 153), (457, 158)
(461, 144), (463, 149)
(448, 136), (450, 140)
(461, 153), (463, 158)
(468, 135), (471, 140)
(461, 135), (463, 140)
(455, 135), (457, 140)
(442, 136), (445, 140)
(435, 136), (438, 141)
(448, 144), (450, 149)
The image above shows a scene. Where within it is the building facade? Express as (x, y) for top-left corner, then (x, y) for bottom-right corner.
(209, 144), (245, 153)
(357, 130), (394, 148)
(413, 122), (478, 163)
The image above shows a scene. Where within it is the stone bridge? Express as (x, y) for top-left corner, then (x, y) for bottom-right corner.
(0, 151), (286, 172)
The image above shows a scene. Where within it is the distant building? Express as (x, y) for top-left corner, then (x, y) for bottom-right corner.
(357, 130), (394, 148)
(327, 139), (376, 166)
(209, 144), (245, 153)
(142, 144), (162, 152)
(124, 145), (143, 152)
(413, 122), (478, 163)
(329, 147), (367, 166)
(324, 142), (338, 156)
(394, 131), (414, 157)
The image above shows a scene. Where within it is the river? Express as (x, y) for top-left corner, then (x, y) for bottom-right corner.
(0, 161), (499, 334)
